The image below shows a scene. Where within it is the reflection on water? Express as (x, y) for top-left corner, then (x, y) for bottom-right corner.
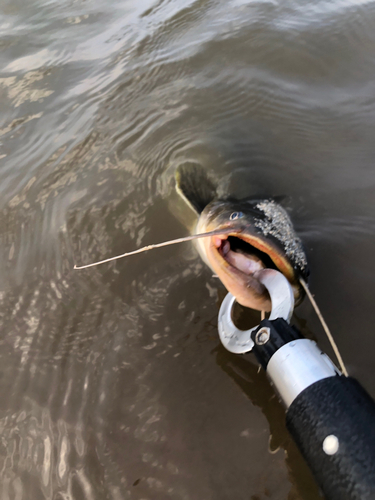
(1, 0), (375, 498)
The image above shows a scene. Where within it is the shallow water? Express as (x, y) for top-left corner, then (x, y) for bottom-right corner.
(1, 0), (375, 498)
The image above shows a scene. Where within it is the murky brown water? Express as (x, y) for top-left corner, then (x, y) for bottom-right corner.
(1, 0), (375, 498)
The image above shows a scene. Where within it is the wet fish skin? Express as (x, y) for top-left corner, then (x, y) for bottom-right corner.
(176, 164), (308, 311)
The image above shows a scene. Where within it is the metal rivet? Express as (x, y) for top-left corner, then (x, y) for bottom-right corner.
(322, 435), (339, 455)
(255, 327), (270, 345)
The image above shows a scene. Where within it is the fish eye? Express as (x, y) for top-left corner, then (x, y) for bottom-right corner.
(229, 212), (243, 220)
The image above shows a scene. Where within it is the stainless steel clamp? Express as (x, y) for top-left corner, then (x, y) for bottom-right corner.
(218, 269), (295, 354)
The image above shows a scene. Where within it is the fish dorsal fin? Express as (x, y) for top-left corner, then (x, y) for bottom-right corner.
(175, 164), (217, 214)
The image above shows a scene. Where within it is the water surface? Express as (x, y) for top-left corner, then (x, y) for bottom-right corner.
(1, 0), (375, 498)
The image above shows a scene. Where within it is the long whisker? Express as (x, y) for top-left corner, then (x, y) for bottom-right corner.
(74, 228), (235, 270)
(299, 277), (348, 376)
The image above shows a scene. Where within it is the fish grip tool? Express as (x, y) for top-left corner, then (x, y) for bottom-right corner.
(218, 269), (375, 500)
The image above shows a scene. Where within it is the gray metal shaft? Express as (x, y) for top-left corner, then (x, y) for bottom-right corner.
(267, 339), (339, 407)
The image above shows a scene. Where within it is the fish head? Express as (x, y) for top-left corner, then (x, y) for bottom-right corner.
(196, 198), (309, 311)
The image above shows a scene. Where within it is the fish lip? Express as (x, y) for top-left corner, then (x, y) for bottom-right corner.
(205, 231), (273, 310)
(212, 234), (250, 276)
(208, 230), (298, 286)
(211, 233), (267, 269)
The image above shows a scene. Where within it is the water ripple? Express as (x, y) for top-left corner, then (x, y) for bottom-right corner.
(1, 0), (375, 498)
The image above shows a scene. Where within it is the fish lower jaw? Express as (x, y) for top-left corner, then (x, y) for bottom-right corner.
(235, 294), (272, 312)
(207, 254), (272, 311)
(198, 232), (302, 309)
(207, 239), (302, 310)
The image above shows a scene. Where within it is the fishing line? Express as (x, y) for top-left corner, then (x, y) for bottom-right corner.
(299, 277), (348, 377)
(74, 228), (235, 270)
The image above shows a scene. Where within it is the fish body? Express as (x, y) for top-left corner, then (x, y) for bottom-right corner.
(176, 164), (309, 311)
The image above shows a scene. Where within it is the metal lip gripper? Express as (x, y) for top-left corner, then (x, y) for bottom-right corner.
(218, 268), (295, 354)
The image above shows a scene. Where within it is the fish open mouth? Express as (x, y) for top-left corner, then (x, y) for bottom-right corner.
(204, 230), (300, 311)
(200, 227), (302, 310)
(212, 234), (290, 280)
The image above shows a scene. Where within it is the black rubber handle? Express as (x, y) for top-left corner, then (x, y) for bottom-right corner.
(286, 376), (375, 500)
